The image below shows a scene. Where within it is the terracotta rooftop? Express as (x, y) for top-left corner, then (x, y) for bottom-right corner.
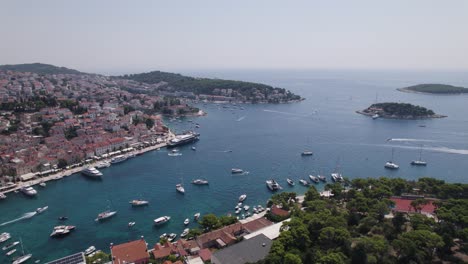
(390, 197), (437, 214)
(271, 205), (290, 217)
(242, 217), (273, 233)
(198, 248), (212, 262)
(111, 239), (149, 264)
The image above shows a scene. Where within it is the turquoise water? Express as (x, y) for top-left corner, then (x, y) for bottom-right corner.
(1, 70), (468, 262)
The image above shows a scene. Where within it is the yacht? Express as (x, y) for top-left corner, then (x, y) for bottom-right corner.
(128, 222), (136, 227)
(299, 179), (309, 186)
(0, 232), (11, 243)
(129, 200), (149, 206)
(318, 175), (327, 182)
(53, 225), (75, 231)
(50, 228), (71, 238)
(0, 193), (6, 200)
(385, 148), (399, 170)
(110, 155), (127, 164)
(238, 194), (247, 202)
(231, 168), (243, 174)
(184, 218), (190, 225)
(191, 179), (209, 185)
(12, 254), (32, 264)
(176, 184), (185, 194)
(2, 241), (19, 251)
(301, 151), (313, 156)
(81, 167), (103, 178)
(84, 246), (96, 256)
(194, 213), (200, 221)
(180, 228), (190, 238)
(309, 175), (319, 184)
(286, 178), (295, 186)
(266, 179), (281, 191)
(95, 211), (117, 221)
(167, 132), (200, 148)
(36, 206), (48, 214)
(6, 248), (16, 256)
(167, 233), (177, 242)
(20, 186), (37, 196)
(411, 148), (427, 166)
(95, 161), (111, 169)
(331, 173), (344, 182)
(154, 216), (171, 225)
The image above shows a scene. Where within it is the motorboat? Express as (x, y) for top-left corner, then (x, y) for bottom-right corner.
(372, 114), (380, 119)
(266, 179), (282, 191)
(36, 206), (48, 214)
(129, 200), (149, 206)
(95, 161), (111, 169)
(309, 175), (319, 184)
(39, 182), (46, 187)
(95, 211), (117, 221)
(160, 233), (168, 240)
(238, 194), (247, 202)
(50, 228), (71, 238)
(301, 151), (313, 156)
(191, 146), (196, 151)
(299, 179), (308, 186)
(53, 225), (75, 231)
(6, 248), (16, 256)
(184, 218), (190, 225)
(167, 233), (177, 242)
(84, 246), (96, 256)
(286, 178), (294, 186)
(318, 175), (327, 182)
(110, 155), (127, 164)
(235, 208), (241, 214)
(2, 241), (19, 251)
(128, 222), (136, 227)
(180, 228), (189, 238)
(168, 149), (182, 156)
(81, 167), (103, 178)
(58, 216), (68, 221)
(243, 205), (250, 211)
(0, 232), (11, 243)
(231, 168), (243, 174)
(331, 173), (344, 182)
(194, 213), (200, 221)
(0, 193), (6, 199)
(191, 179), (209, 185)
(154, 216), (171, 225)
(176, 184), (185, 194)
(384, 162), (399, 170)
(12, 254), (32, 264)
(20, 186), (37, 196)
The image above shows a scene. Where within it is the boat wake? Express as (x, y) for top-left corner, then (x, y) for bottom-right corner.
(379, 144), (468, 155)
(236, 116), (246, 122)
(168, 153), (182, 157)
(263, 109), (312, 117)
(387, 138), (436, 143)
(0, 211), (37, 226)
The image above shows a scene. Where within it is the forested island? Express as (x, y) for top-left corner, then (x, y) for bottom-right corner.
(0, 63), (84, 75)
(398, 84), (468, 94)
(357, 102), (446, 119)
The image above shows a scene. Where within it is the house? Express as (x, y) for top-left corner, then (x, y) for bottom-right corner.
(196, 222), (244, 249)
(211, 234), (272, 264)
(111, 238), (150, 264)
(390, 196), (437, 216)
(270, 205), (290, 217)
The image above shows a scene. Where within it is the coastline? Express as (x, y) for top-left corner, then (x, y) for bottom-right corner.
(397, 88), (468, 95)
(356, 110), (447, 119)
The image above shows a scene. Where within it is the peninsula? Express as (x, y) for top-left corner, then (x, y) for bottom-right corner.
(398, 84), (468, 94)
(357, 102), (446, 119)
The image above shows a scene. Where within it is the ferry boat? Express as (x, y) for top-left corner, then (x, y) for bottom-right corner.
(194, 213), (200, 221)
(331, 173), (344, 182)
(266, 179), (281, 191)
(286, 178), (295, 186)
(20, 186), (37, 196)
(309, 175), (319, 184)
(167, 132), (200, 148)
(299, 179), (309, 186)
(154, 216), (171, 225)
(129, 199), (149, 206)
(95, 161), (111, 169)
(110, 155), (127, 164)
(238, 194), (247, 202)
(95, 211), (117, 221)
(81, 167), (103, 178)
(191, 179), (209, 185)
(2, 241), (19, 251)
(231, 168), (243, 174)
(301, 151), (313, 156)
(0, 232), (11, 243)
(0, 193), (6, 200)
(176, 184), (185, 194)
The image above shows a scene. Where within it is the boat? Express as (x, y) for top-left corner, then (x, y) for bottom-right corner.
(191, 146), (196, 151)
(286, 178), (295, 186)
(184, 218), (190, 225)
(301, 151), (313, 156)
(299, 179), (309, 186)
(176, 184), (185, 194)
(167, 233), (177, 242)
(331, 173), (344, 182)
(266, 179), (282, 191)
(20, 186), (37, 196)
(318, 175), (327, 182)
(129, 200), (149, 206)
(309, 175), (319, 184)
(168, 149), (182, 157)
(235, 208), (241, 214)
(0, 232), (11, 243)
(95, 210), (117, 221)
(180, 228), (190, 238)
(191, 179), (209, 185)
(58, 216), (68, 221)
(167, 132), (200, 148)
(110, 155), (127, 164)
(53, 225), (75, 231)
(84, 246), (96, 256)
(6, 248), (16, 256)
(194, 213), (200, 221)
(2, 241), (19, 251)
(50, 228), (71, 238)
(231, 168), (243, 174)
(95, 161), (111, 168)
(385, 148), (400, 169)
(411, 148), (427, 166)
(81, 167), (103, 178)
(35, 206), (48, 214)
(38, 182), (46, 187)
(12, 254), (32, 264)
(238, 194), (247, 202)
(0, 193), (6, 199)
(243, 205), (250, 211)
(372, 114), (380, 119)
(154, 216), (171, 225)
(128, 222), (136, 227)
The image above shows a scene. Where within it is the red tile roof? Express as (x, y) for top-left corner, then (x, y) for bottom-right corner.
(390, 197), (436, 214)
(271, 205), (290, 217)
(198, 248), (212, 262)
(111, 239), (149, 264)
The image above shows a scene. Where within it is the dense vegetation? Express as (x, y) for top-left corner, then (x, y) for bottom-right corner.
(257, 177), (467, 264)
(0, 63), (83, 75)
(121, 71), (302, 102)
(370, 102), (435, 117)
(401, 84), (468, 94)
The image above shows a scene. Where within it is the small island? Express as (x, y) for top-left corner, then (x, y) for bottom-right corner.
(357, 102), (446, 119)
(398, 84), (468, 94)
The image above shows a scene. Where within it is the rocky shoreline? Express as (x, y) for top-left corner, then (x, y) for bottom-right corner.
(356, 110), (447, 120)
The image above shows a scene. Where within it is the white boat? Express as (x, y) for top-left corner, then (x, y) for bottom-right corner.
(286, 178), (294, 186)
(168, 149), (182, 157)
(266, 179), (282, 191)
(53, 225), (75, 231)
(176, 184), (185, 194)
(309, 175), (319, 184)
(167, 233), (177, 242)
(184, 218), (190, 225)
(95, 210), (117, 221)
(81, 167), (103, 178)
(372, 114), (380, 119)
(2, 241), (19, 251)
(50, 228), (70, 238)
(238, 194), (247, 202)
(0, 232), (11, 243)
(129, 200), (149, 206)
(194, 213), (200, 221)
(385, 148), (399, 170)
(191, 179), (209, 185)
(243, 205), (250, 211)
(231, 168), (243, 174)
(110, 155), (127, 164)
(38, 182), (46, 188)
(154, 216), (171, 225)
(6, 248), (16, 256)
(12, 254), (32, 264)
(35, 206), (48, 214)
(20, 186), (37, 196)
(128, 222), (136, 227)
(301, 151), (313, 156)
(331, 173), (344, 182)
(0, 193), (6, 199)
(411, 148), (427, 166)
(235, 208), (241, 214)
(180, 228), (190, 238)
(191, 146), (196, 151)
(95, 161), (111, 169)
(299, 179), (308, 186)
(84, 246), (96, 256)
(318, 175), (327, 182)
(168, 132), (200, 148)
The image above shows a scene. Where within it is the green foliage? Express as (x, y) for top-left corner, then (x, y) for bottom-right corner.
(0, 63), (83, 75)
(0, 96), (58, 112)
(145, 118), (155, 129)
(283, 253), (302, 264)
(57, 159), (68, 169)
(85, 251), (110, 264)
(392, 230), (444, 262)
(402, 84), (468, 94)
(199, 213), (238, 232)
(64, 126), (78, 140)
(370, 102), (435, 117)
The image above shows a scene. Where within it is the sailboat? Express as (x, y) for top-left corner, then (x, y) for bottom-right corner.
(384, 148), (399, 169)
(411, 147), (427, 166)
(12, 238), (32, 264)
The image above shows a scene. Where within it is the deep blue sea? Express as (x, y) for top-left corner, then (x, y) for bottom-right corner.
(1, 70), (468, 262)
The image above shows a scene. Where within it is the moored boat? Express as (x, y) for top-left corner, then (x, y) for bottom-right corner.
(180, 228), (190, 238)
(84, 246), (96, 256)
(385, 148), (399, 169)
(110, 155), (127, 164)
(309, 175), (319, 184)
(81, 167), (103, 178)
(95, 161), (111, 169)
(266, 179), (282, 191)
(39, 182), (46, 187)
(299, 179), (308, 186)
(243, 205), (250, 211)
(2, 241), (19, 251)
(0, 232), (11, 243)
(191, 179), (209, 185)
(20, 186), (37, 197)
(301, 151), (313, 156)
(286, 178), (294, 186)
(129, 200), (149, 206)
(167, 132), (200, 148)
(167, 233), (177, 242)
(6, 248), (16, 256)
(411, 148), (427, 166)
(176, 184), (185, 194)
(95, 211), (117, 221)
(184, 218), (190, 225)
(128, 222), (136, 227)
(194, 213), (200, 221)
(238, 194), (247, 202)
(331, 173), (344, 182)
(50, 228), (71, 238)
(0, 193), (6, 200)
(231, 168), (243, 174)
(154, 216), (171, 225)
(318, 175), (327, 182)
(12, 254), (32, 264)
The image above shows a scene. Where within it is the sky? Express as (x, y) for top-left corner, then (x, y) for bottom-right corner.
(1, 0), (468, 74)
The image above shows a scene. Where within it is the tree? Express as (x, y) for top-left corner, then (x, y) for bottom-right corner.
(57, 159), (68, 169)
(283, 253), (302, 264)
(145, 118), (155, 129)
(410, 198), (429, 213)
(317, 252), (347, 264)
(305, 186), (320, 201)
(392, 230), (444, 262)
(199, 214), (221, 231)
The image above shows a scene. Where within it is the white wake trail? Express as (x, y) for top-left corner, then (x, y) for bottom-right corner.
(0, 211), (37, 226)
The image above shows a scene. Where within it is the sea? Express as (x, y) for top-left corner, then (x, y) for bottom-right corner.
(1, 69), (467, 262)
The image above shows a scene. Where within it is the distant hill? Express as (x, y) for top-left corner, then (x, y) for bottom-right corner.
(398, 84), (468, 94)
(120, 71), (302, 103)
(0, 63), (83, 75)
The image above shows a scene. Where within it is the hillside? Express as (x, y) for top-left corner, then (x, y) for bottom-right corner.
(357, 102), (446, 119)
(398, 84), (468, 94)
(120, 71), (302, 103)
(0, 63), (83, 75)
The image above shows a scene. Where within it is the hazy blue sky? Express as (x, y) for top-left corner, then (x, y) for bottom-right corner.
(1, 0), (467, 74)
